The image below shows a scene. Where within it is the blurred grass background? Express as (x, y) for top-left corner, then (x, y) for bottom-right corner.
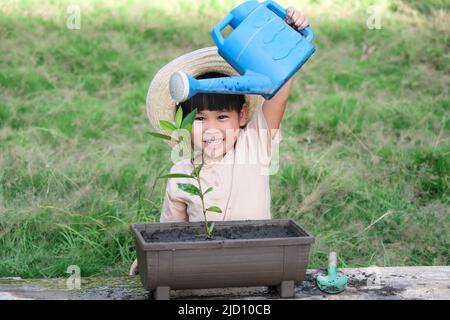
(0, 0), (449, 277)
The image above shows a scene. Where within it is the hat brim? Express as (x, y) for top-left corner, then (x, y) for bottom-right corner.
(146, 47), (264, 138)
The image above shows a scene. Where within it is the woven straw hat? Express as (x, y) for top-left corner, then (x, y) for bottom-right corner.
(146, 47), (264, 135)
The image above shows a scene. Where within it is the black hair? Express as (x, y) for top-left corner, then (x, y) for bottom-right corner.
(180, 72), (246, 118)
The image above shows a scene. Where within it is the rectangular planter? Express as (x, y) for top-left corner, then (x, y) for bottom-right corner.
(131, 219), (314, 299)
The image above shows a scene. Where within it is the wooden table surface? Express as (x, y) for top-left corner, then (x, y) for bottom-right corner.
(1, 266), (449, 300)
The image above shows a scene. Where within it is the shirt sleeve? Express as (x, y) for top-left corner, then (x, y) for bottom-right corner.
(243, 106), (282, 161)
(159, 172), (188, 223)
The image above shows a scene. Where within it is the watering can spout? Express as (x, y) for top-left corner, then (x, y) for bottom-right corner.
(169, 71), (274, 103)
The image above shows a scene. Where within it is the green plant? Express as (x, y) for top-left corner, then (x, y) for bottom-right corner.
(147, 107), (222, 239)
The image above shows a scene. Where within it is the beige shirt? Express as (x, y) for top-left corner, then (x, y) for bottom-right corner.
(160, 106), (281, 222)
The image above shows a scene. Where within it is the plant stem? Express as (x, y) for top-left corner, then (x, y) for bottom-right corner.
(192, 150), (212, 239)
(195, 174), (210, 238)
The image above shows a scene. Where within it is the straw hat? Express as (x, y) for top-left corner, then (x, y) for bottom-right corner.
(146, 47), (264, 136)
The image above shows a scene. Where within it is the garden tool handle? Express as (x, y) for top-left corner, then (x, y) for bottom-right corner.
(329, 252), (337, 267)
(327, 252), (338, 277)
(265, 0), (315, 42)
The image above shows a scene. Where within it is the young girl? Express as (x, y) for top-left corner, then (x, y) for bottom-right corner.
(130, 7), (310, 275)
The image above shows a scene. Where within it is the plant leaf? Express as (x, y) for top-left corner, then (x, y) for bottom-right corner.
(177, 183), (202, 196)
(183, 123), (192, 133)
(146, 131), (173, 141)
(159, 120), (177, 131)
(206, 206), (222, 213)
(203, 187), (213, 195)
(158, 173), (193, 179)
(191, 163), (204, 178)
(175, 107), (183, 128)
(207, 222), (215, 235)
(181, 108), (198, 130)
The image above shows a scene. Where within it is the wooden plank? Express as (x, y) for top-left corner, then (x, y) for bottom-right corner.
(0, 266), (449, 300)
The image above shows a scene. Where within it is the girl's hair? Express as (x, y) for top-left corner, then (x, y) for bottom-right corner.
(180, 72), (245, 118)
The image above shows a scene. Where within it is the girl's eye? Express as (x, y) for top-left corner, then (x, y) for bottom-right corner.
(195, 117), (204, 121)
(218, 115), (229, 120)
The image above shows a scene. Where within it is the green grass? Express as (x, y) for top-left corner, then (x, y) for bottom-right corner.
(0, 0), (449, 277)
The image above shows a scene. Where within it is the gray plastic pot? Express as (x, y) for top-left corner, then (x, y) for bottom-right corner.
(131, 219), (314, 300)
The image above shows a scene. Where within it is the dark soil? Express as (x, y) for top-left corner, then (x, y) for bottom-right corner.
(141, 224), (301, 243)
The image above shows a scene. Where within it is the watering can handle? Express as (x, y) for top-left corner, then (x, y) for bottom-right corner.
(212, 13), (234, 47)
(265, 0), (315, 42)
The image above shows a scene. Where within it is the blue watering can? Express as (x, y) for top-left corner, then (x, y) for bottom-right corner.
(169, 0), (315, 103)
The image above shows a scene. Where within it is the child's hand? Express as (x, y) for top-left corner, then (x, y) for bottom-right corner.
(285, 7), (309, 30)
(129, 258), (139, 275)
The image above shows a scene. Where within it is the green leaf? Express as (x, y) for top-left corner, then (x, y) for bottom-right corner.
(183, 123), (192, 133)
(206, 206), (222, 213)
(181, 108), (198, 130)
(158, 173), (193, 179)
(177, 183), (202, 196)
(159, 120), (177, 131)
(207, 222), (215, 235)
(146, 131), (173, 141)
(175, 107), (183, 128)
(191, 163), (204, 178)
(203, 187), (213, 195)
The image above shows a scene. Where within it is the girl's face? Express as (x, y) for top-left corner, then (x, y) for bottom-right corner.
(191, 105), (248, 159)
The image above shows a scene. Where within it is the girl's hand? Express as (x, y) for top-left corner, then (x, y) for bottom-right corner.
(129, 259), (139, 275)
(285, 7), (309, 30)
